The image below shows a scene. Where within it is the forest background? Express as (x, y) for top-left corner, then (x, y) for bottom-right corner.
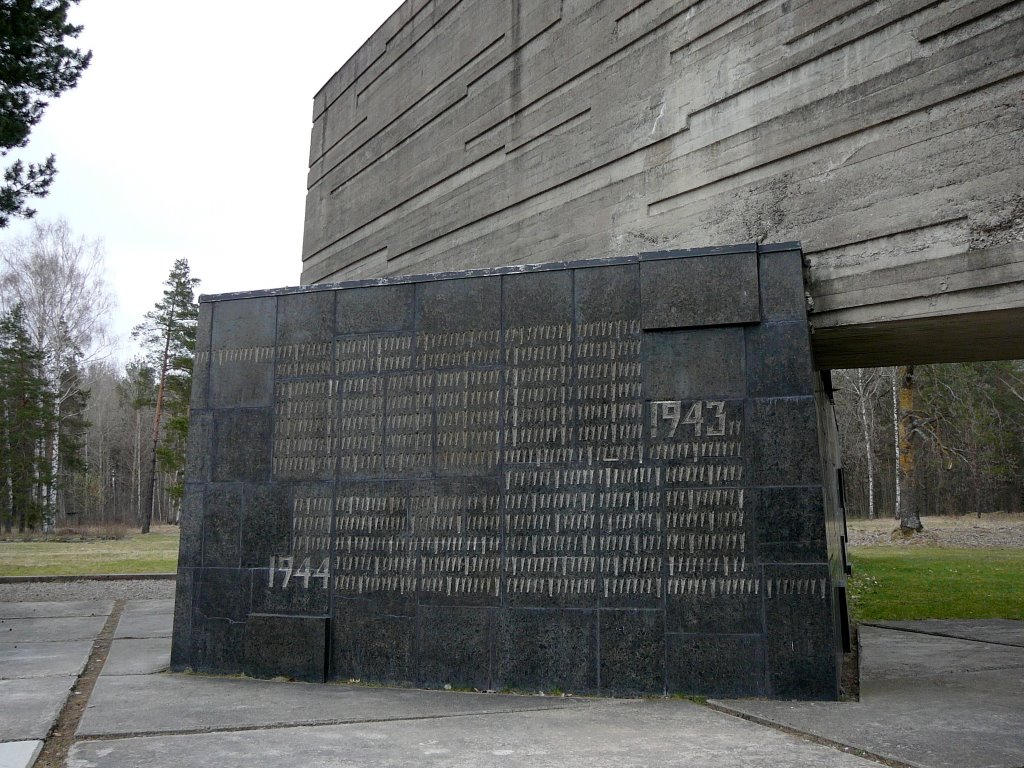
(2, 216), (1023, 536)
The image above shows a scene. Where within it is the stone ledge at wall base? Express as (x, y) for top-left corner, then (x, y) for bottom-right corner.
(171, 243), (849, 700)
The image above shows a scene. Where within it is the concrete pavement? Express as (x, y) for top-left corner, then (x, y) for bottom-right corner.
(0, 601), (113, 767)
(1, 597), (1022, 768)
(714, 624), (1024, 768)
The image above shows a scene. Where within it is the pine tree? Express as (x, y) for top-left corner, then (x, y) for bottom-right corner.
(131, 259), (199, 533)
(0, 304), (54, 531)
(0, 1), (92, 226)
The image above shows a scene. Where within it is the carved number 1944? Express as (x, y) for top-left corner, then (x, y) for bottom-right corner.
(268, 556), (330, 589)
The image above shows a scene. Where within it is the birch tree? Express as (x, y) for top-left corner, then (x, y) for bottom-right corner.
(0, 218), (114, 523)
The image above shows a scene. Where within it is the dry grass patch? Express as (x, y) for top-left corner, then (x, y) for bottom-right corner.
(0, 525), (179, 576)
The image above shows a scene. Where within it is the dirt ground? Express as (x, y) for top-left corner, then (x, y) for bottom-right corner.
(847, 512), (1024, 548)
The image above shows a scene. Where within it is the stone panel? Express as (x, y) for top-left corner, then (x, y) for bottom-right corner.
(494, 609), (598, 693)
(666, 633), (766, 698)
(336, 283), (414, 335)
(417, 606), (493, 690)
(640, 252), (760, 330)
(764, 563), (839, 700)
(201, 485), (241, 569)
(243, 614), (327, 683)
(331, 600), (416, 685)
(643, 328), (746, 401)
(745, 322), (815, 398)
(209, 297), (276, 409)
(212, 409), (273, 483)
(599, 609), (665, 695)
(575, 263), (640, 325)
(747, 397), (822, 487)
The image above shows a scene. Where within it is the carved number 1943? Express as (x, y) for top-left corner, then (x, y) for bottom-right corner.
(650, 400), (726, 438)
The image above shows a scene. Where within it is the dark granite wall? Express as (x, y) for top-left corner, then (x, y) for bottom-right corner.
(171, 244), (847, 699)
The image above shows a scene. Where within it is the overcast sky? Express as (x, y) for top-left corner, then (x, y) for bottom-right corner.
(4, 0), (404, 360)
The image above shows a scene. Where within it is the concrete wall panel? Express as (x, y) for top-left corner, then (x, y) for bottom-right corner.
(303, 0), (1024, 366)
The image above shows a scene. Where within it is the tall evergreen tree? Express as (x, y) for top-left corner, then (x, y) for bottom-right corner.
(0, 304), (53, 531)
(54, 322), (88, 521)
(132, 259), (199, 533)
(0, 1), (92, 226)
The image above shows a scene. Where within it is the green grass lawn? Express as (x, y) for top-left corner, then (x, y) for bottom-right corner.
(849, 547), (1024, 622)
(0, 530), (179, 576)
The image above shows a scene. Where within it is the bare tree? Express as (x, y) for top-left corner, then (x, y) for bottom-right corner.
(0, 217), (115, 373)
(844, 369), (883, 518)
(890, 366), (902, 523)
(894, 365), (924, 533)
(0, 218), (115, 523)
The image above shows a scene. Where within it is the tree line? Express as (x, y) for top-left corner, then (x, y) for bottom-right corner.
(0, 218), (197, 533)
(4, 217), (1020, 536)
(833, 363), (1024, 527)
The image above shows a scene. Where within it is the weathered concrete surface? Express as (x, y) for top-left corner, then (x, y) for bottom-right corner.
(0, 601), (112, 620)
(0, 676), (75, 740)
(119, 599), (174, 616)
(0, 741), (42, 768)
(867, 619), (1024, 647)
(0, 602), (110, 744)
(0, 639), (93, 679)
(714, 624), (1024, 768)
(77, 675), (586, 737)
(69, 700), (879, 768)
(113, 611), (171, 639)
(859, 624), (1024, 682)
(0, 614), (107, 643)
(101, 638), (170, 676)
(303, 1), (1024, 367)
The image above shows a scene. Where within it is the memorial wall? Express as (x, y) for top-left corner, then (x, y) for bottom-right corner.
(171, 244), (848, 699)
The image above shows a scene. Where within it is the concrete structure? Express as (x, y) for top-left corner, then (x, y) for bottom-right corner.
(303, 0), (1024, 368)
(172, 246), (848, 699)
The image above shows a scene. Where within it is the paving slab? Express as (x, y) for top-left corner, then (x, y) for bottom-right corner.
(0, 639), (93, 679)
(68, 699), (879, 768)
(77, 675), (587, 737)
(112, 611), (171, 639)
(119, 599), (174, 617)
(0, 676), (75, 740)
(0, 741), (43, 768)
(714, 626), (1024, 768)
(0, 601), (112, 620)
(867, 619), (1024, 647)
(859, 623), (1024, 682)
(0, 615), (107, 644)
(101, 637), (170, 676)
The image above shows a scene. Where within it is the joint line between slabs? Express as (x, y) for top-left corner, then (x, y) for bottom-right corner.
(37, 598), (126, 766)
(703, 700), (914, 768)
(861, 622), (1024, 649)
(75, 704), (583, 742)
